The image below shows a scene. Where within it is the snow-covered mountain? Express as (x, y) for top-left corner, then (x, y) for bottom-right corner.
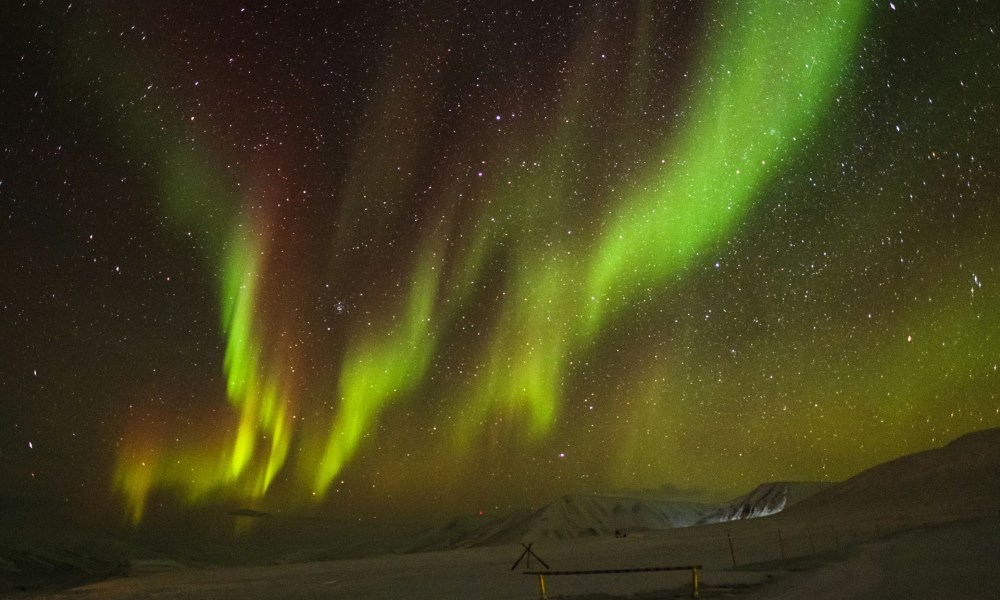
(414, 428), (1000, 548)
(488, 494), (713, 542)
(696, 481), (832, 524)
(409, 494), (714, 550)
(5, 427), (999, 596)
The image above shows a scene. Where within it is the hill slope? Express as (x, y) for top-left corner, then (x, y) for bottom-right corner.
(410, 495), (714, 550)
(782, 427), (1000, 524)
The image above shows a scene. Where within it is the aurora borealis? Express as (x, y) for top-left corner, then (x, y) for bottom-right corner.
(3, 0), (1000, 525)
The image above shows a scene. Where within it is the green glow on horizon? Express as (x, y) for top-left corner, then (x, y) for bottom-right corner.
(102, 0), (891, 521)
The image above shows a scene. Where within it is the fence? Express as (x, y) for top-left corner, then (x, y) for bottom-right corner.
(720, 506), (1000, 567)
(517, 507), (999, 598)
(524, 565), (702, 599)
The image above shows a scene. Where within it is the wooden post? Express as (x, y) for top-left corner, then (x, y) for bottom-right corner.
(727, 532), (737, 567)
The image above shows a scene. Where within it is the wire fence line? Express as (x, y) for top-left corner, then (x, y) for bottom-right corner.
(511, 509), (999, 599)
(718, 506), (1000, 567)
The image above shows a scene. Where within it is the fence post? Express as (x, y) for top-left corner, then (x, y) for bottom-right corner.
(727, 532), (737, 567)
(691, 566), (700, 598)
(537, 573), (547, 600)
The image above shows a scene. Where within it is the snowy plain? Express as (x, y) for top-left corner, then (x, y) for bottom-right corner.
(3, 428), (998, 599)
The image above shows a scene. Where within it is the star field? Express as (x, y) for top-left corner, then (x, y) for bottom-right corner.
(2, 0), (999, 524)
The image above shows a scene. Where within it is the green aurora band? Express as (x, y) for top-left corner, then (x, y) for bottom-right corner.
(585, 1), (868, 328)
(111, 0), (874, 521)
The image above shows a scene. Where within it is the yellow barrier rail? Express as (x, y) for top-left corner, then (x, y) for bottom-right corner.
(524, 564), (702, 599)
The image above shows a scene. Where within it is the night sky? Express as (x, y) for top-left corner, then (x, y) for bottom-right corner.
(3, 0), (999, 525)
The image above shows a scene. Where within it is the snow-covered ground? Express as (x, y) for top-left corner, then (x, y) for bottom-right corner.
(12, 514), (998, 599)
(3, 427), (998, 599)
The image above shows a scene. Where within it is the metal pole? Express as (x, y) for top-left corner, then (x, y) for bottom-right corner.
(691, 566), (700, 598)
(727, 532), (737, 567)
(537, 573), (547, 600)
